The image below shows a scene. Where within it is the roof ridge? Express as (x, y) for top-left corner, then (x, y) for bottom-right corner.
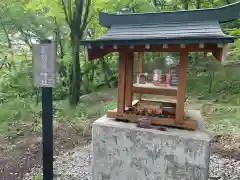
(99, 2), (240, 27)
(110, 20), (220, 26)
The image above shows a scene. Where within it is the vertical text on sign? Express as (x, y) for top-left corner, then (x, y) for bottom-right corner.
(33, 41), (56, 87)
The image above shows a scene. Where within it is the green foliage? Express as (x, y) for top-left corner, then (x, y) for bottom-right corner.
(203, 103), (240, 134)
(32, 173), (43, 180)
(0, 0), (239, 136)
(0, 87), (118, 136)
(187, 64), (240, 98)
(0, 67), (33, 98)
(0, 97), (41, 135)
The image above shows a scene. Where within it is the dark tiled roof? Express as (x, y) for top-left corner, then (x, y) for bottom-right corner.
(99, 21), (228, 40)
(99, 2), (240, 27)
(80, 21), (235, 45)
(80, 2), (239, 46)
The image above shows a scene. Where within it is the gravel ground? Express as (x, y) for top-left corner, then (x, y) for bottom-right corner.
(23, 143), (240, 180)
(54, 144), (92, 180)
(209, 155), (240, 180)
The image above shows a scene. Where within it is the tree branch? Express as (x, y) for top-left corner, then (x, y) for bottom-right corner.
(54, 17), (64, 59)
(19, 28), (32, 50)
(0, 17), (12, 48)
(60, 0), (71, 27)
(68, 0), (72, 23)
(80, 0), (91, 38)
(86, 13), (94, 26)
(12, 19), (32, 49)
(208, 0), (218, 7)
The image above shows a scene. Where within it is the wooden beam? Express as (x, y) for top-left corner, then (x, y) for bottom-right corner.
(136, 52), (143, 100)
(87, 49), (109, 60)
(87, 44), (220, 61)
(140, 99), (176, 108)
(107, 100), (139, 118)
(106, 110), (197, 130)
(132, 86), (177, 96)
(117, 52), (127, 113)
(212, 48), (223, 62)
(125, 52), (134, 107)
(138, 52), (143, 74)
(175, 51), (188, 124)
(199, 44), (204, 48)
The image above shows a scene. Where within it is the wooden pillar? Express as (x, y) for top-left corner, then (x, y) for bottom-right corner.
(175, 51), (188, 124)
(125, 52), (134, 107)
(212, 48), (223, 62)
(117, 52), (127, 113)
(136, 52), (143, 100)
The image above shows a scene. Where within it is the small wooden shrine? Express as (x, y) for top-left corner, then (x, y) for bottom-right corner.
(81, 2), (240, 130)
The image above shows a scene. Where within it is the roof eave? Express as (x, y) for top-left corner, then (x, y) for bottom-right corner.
(80, 37), (235, 46)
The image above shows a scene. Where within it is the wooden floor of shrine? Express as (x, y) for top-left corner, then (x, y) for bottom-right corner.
(107, 99), (198, 130)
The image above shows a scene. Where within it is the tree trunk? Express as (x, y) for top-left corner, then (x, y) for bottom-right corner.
(184, 0), (189, 10)
(225, 0), (231, 5)
(208, 71), (214, 93)
(204, 52), (207, 58)
(54, 18), (64, 59)
(104, 72), (111, 88)
(60, 0), (91, 106)
(100, 58), (111, 88)
(54, 18), (68, 87)
(208, 0), (217, 7)
(90, 61), (95, 83)
(196, 0), (200, 9)
(35, 88), (40, 105)
(69, 32), (81, 105)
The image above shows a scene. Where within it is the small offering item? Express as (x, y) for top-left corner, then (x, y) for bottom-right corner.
(166, 72), (172, 86)
(170, 65), (179, 86)
(138, 73), (147, 84)
(153, 69), (161, 86)
(153, 69), (166, 86)
(136, 118), (151, 128)
(153, 69), (162, 82)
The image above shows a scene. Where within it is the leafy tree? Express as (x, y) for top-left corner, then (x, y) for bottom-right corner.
(26, 0), (92, 105)
(61, 0), (91, 105)
(0, 0), (239, 107)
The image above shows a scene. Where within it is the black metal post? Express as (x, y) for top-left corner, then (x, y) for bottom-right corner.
(42, 87), (53, 180)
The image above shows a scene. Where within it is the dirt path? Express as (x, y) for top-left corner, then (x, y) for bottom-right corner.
(0, 95), (239, 180)
(1, 123), (239, 180)
(22, 136), (240, 180)
(0, 92), (112, 180)
(0, 121), (91, 180)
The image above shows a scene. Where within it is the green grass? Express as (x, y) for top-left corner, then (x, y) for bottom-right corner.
(0, 97), (41, 136)
(0, 86), (239, 137)
(0, 88), (118, 137)
(32, 174), (42, 180)
(100, 88), (240, 135)
(202, 103), (240, 134)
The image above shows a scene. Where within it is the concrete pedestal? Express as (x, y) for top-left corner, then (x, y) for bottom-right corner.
(92, 110), (212, 180)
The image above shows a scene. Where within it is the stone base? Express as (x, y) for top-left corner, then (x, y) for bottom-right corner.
(92, 110), (212, 180)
